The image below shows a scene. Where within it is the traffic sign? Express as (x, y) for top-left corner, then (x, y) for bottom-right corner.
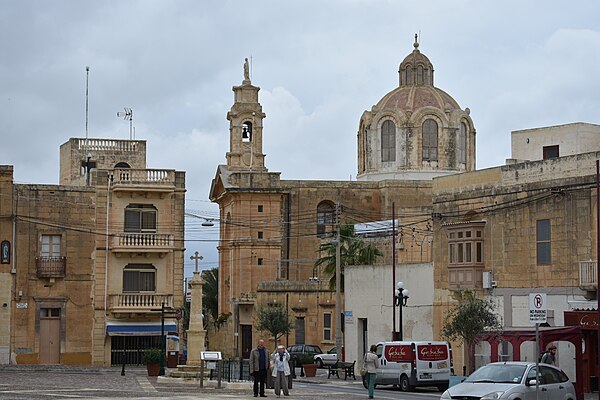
(529, 293), (547, 323)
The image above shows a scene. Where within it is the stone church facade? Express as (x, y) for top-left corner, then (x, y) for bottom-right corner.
(209, 37), (476, 357)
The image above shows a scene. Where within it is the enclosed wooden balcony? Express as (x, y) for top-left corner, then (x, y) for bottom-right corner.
(36, 257), (66, 278)
(109, 293), (173, 313)
(112, 233), (174, 253)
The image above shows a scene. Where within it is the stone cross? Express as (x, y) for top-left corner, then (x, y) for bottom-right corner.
(190, 251), (203, 273)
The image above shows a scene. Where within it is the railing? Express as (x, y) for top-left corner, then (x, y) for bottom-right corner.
(77, 138), (140, 152)
(113, 233), (174, 249)
(36, 257), (66, 278)
(579, 260), (597, 289)
(110, 169), (175, 185)
(109, 293), (173, 311)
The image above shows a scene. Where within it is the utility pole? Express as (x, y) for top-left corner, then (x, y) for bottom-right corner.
(335, 201), (343, 363)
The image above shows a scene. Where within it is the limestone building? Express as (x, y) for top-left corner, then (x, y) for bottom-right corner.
(0, 138), (185, 365)
(431, 124), (600, 390)
(210, 37), (476, 358)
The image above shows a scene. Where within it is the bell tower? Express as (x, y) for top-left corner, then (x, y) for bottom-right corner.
(226, 58), (267, 171)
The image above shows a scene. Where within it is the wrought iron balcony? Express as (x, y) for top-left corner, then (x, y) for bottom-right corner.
(579, 260), (597, 291)
(112, 233), (174, 253)
(36, 256), (66, 278)
(109, 293), (173, 313)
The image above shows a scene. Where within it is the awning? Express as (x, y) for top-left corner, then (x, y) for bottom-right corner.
(106, 320), (177, 336)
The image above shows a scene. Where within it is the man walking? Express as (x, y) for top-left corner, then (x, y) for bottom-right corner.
(249, 339), (269, 397)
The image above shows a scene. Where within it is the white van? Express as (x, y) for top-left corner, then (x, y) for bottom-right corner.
(365, 341), (452, 392)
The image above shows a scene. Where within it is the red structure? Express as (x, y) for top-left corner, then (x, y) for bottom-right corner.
(477, 326), (587, 400)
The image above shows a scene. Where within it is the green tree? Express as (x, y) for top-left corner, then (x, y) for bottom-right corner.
(441, 290), (502, 374)
(255, 304), (294, 346)
(201, 268), (231, 329)
(314, 223), (383, 291)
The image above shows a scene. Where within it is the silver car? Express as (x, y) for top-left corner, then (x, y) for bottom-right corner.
(441, 362), (576, 400)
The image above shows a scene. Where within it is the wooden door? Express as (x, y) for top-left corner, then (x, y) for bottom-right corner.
(241, 325), (253, 359)
(39, 308), (60, 364)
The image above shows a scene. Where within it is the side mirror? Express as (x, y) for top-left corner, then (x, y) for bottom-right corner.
(526, 378), (538, 387)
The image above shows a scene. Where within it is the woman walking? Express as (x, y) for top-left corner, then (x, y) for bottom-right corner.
(364, 344), (380, 399)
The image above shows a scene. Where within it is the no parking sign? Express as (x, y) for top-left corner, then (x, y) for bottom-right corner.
(529, 292), (547, 324)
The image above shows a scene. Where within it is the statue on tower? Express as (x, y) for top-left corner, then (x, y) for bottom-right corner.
(243, 58), (250, 81)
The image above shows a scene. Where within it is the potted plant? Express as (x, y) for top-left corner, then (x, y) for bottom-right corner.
(144, 348), (163, 376)
(298, 353), (318, 377)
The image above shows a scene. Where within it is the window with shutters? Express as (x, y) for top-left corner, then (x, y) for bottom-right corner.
(41, 235), (62, 257)
(422, 119), (438, 161)
(537, 219), (551, 265)
(381, 120), (396, 162)
(323, 312), (332, 341)
(317, 201), (335, 237)
(123, 264), (156, 292)
(124, 204), (157, 233)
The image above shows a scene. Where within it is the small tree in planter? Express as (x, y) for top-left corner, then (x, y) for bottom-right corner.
(255, 304), (294, 346)
(298, 353), (318, 377)
(144, 348), (163, 376)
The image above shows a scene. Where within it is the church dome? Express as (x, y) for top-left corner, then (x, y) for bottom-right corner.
(357, 35), (475, 181)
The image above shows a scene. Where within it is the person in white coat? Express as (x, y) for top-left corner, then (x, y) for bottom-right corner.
(271, 345), (291, 397)
(364, 344), (380, 399)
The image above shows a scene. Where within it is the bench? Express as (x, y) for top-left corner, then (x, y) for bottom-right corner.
(327, 360), (356, 380)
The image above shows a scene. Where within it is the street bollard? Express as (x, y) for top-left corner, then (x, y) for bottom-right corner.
(121, 350), (126, 376)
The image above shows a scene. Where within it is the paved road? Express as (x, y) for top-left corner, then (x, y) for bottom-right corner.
(0, 366), (443, 400)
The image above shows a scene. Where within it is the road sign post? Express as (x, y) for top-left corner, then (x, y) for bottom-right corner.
(529, 293), (547, 400)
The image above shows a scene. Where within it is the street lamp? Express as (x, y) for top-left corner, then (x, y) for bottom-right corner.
(394, 282), (410, 341)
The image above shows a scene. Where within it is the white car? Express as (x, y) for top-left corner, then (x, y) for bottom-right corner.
(441, 362), (576, 400)
(313, 347), (339, 368)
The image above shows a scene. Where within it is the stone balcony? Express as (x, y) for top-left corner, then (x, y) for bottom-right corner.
(109, 293), (173, 313)
(110, 168), (176, 194)
(579, 260), (597, 291)
(36, 257), (66, 278)
(112, 233), (174, 254)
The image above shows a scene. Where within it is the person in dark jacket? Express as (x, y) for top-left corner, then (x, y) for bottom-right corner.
(249, 339), (269, 397)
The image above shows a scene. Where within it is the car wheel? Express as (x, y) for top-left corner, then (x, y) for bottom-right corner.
(400, 374), (413, 392)
(316, 358), (324, 368)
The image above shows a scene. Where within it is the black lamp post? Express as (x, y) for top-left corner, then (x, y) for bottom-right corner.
(394, 281), (410, 341)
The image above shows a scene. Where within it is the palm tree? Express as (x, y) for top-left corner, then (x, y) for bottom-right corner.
(314, 223), (383, 291)
(202, 268), (219, 325)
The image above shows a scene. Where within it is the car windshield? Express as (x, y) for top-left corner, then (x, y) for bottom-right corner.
(465, 364), (527, 384)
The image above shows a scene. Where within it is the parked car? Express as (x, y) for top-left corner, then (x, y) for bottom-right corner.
(440, 362), (576, 400)
(314, 346), (341, 368)
(287, 344), (323, 366)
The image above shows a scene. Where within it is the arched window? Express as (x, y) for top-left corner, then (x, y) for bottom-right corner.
(123, 264), (156, 292)
(317, 201), (335, 237)
(422, 119), (438, 161)
(381, 120), (396, 162)
(417, 65), (424, 85)
(242, 121), (252, 142)
(458, 122), (468, 164)
(114, 162), (130, 168)
(406, 68), (413, 85)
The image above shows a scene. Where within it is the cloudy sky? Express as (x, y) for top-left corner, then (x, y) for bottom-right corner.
(2, 1), (599, 278)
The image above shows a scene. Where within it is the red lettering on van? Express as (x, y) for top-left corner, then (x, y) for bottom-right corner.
(385, 345), (411, 362)
(417, 345), (448, 361)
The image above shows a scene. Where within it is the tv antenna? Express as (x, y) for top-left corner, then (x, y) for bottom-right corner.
(116, 107), (133, 140)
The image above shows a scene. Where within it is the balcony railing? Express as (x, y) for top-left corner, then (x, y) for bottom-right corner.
(36, 257), (66, 278)
(110, 169), (175, 185)
(112, 233), (174, 252)
(109, 293), (173, 312)
(579, 260), (597, 290)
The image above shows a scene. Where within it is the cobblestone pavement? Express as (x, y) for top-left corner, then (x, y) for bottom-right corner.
(0, 365), (370, 400)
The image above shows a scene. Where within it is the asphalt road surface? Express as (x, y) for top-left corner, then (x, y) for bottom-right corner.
(0, 367), (443, 400)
